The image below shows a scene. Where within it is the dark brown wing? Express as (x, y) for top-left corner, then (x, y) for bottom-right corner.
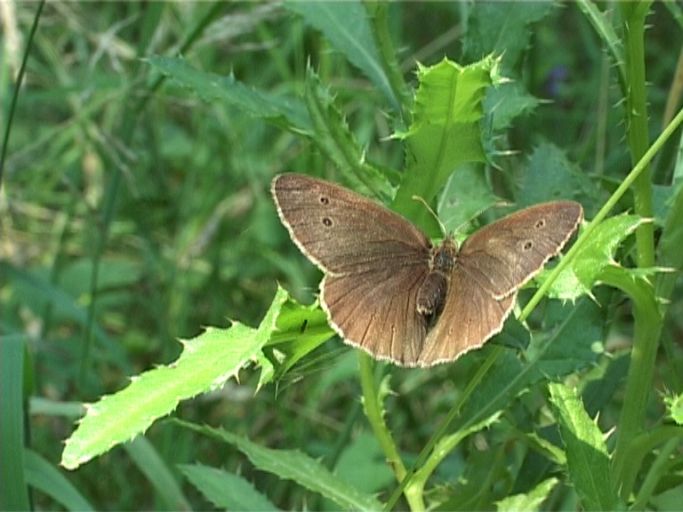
(272, 174), (431, 275)
(417, 267), (515, 367)
(322, 265), (429, 366)
(457, 201), (583, 299)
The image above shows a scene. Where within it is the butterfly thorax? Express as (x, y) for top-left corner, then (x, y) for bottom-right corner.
(416, 238), (459, 325)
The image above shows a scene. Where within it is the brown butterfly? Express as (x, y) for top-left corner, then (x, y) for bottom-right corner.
(272, 173), (583, 367)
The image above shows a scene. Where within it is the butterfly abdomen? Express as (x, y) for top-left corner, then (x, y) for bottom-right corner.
(417, 239), (459, 325)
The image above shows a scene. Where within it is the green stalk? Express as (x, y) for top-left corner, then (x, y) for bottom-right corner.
(618, 425), (683, 500)
(611, 2), (665, 500)
(631, 438), (680, 509)
(357, 353), (423, 510)
(598, 265), (661, 498)
(364, 1), (410, 119)
(621, 1), (655, 268)
(383, 347), (501, 511)
(0, 0), (45, 187)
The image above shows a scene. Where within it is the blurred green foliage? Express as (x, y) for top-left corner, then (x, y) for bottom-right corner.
(2, 1), (683, 510)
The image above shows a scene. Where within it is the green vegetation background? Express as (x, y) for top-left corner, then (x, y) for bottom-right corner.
(2, 2), (683, 510)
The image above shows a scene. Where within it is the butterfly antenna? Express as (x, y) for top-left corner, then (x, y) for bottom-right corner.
(412, 195), (447, 237)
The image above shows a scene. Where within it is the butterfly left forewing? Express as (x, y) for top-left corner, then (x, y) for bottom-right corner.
(457, 201), (583, 299)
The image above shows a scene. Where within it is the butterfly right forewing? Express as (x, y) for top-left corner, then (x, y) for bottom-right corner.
(457, 201), (583, 299)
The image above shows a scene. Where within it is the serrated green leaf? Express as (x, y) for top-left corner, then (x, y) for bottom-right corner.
(464, 2), (555, 66)
(60, 287), (290, 470)
(664, 392), (683, 425)
(303, 68), (393, 202)
(518, 142), (596, 207)
(263, 297), (334, 383)
(179, 463), (279, 511)
(393, 55), (502, 235)
(485, 81), (541, 131)
(255, 351), (276, 392)
(576, 0), (626, 88)
(524, 433), (567, 466)
(540, 214), (644, 300)
(285, 0), (399, 111)
(530, 299), (605, 379)
(176, 421), (382, 511)
(548, 382), (618, 511)
(147, 56), (311, 132)
(438, 163), (504, 232)
(496, 477), (559, 512)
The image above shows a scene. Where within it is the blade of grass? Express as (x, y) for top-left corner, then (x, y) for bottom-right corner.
(0, 0), (45, 187)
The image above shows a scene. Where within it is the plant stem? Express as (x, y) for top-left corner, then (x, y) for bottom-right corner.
(383, 347), (501, 511)
(598, 265), (662, 498)
(621, 1), (655, 269)
(0, 0), (45, 188)
(357, 353), (423, 511)
(364, 1), (410, 119)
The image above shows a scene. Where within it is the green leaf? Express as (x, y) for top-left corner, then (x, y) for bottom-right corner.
(303, 67), (393, 202)
(463, 2), (555, 66)
(452, 299), (603, 451)
(438, 163), (504, 232)
(548, 382), (618, 511)
(60, 286), (290, 470)
(582, 353), (630, 417)
(664, 392), (683, 425)
(524, 433), (567, 466)
(393, 55), (502, 234)
(265, 297), (334, 383)
(0, 335), (29, 512)
(179, 463), (279, 511)
(656, 178), (683, 304)
(485, 81), (541, 132)
(518, 142), (597, 207)
(576, 0), (626, 89)
(123, 437), (191, 510)
(333, 432), (394, 496)
(496, 477), (559, 512)
(175, 421), (383, 511)
(147, 56), (311, 132)
(540, 214), (644, 300)
(530, 299), (605, 379)
(455, 351), (531, 432)
(284, 0), (400, 111)
(24, 449), (94, 511)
